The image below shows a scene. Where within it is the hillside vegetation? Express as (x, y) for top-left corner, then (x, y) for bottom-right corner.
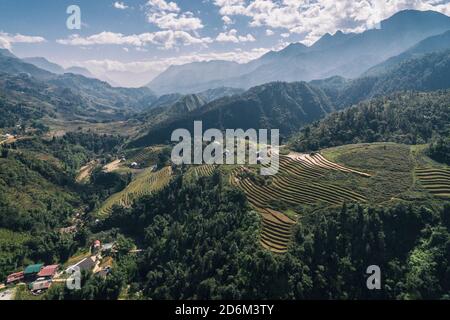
(291, 91), (450, 152)
(130, 82), (333, 147)
(92, 172), (450, 300)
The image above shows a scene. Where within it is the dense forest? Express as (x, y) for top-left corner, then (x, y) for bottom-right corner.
(427, 137), (450, 165)
(291, 91), (450, 152)
(46, 173), (450, 300)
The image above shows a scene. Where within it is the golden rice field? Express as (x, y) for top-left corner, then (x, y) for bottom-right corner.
(98, 166), (172, 216)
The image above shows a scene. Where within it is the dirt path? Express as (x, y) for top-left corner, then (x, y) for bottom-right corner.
(76, 160), (98, 183)
(0, 288), (16, 300)
(103, 159), (122, 173)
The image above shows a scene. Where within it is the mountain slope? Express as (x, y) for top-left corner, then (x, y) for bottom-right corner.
(0, 50), (157, 125)
(291, 91), (450, 151)
(336, 49), (450, 107)
(130, 82), (333, 147)
(364, 30), (450, 76)
(23, 57), (95, 78)
(22, 57), (66, 74)
(148, 10), (450, 94)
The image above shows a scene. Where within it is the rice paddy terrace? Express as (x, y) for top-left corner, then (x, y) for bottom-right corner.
(416, 168), (450, 199)
(96, 142), (449, 254)
(185, 164), (217, 181)
(230, 153), (371, 253)
(98, 166), (172, 216)
(125, 146), (165, 167)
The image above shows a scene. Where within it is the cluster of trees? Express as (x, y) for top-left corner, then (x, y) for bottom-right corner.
(291, 91), (450, 152)
(86, 173), (450, 299)
(427, 137), (450, 165)
(0, 98), (45, 129)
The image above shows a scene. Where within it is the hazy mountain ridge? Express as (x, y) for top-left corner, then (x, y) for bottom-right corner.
(148, 10), (450, 94)
(132, 45), (450, 148)
(23, 57), (95, 79)
(0, 49), (157, 124)
(334, 49), (450, 107)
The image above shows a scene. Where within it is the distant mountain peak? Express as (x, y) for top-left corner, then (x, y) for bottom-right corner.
(381, 9), (450, 30)
(0, 48), (16, 58)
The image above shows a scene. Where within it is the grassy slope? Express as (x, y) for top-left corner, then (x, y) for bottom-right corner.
(322, 142), (448, 204)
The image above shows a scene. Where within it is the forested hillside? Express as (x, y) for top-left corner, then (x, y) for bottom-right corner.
(334, 50), (450, 108)
(130, 82), (333, 147)
(0, 50), (156, 127)
(291, 91), (450, 152)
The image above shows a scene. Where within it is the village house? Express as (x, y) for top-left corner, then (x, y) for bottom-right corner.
(5, 271), (24, 286)
(37, 265), (59, 280)
(29, 278), (52, 292)
(23, 264), (43, 281)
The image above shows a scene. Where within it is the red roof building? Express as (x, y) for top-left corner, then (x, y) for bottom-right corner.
(6, 271), (24, 284)
(37, 265), (59, 278)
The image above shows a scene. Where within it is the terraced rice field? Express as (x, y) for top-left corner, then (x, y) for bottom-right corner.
(232, 156), (367, 208)
(184, 164), (218, 182)
(98, 166), (172, 216)
(230, 153), (369, 254)
(259, 209), (296, 254)
(193, 164), (217, 177)
(128, 146), (163, 166)
(289, 153), (371, 177)
(416, 168), (450, 199)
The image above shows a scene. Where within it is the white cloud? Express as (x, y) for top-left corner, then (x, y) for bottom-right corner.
(213, 0), (450, 45)
(147, 0), (180, 13)
(145, 0), (203, 31)
(265, 29), (274, 36)
(148, 12), (204, 31)
(216, 29), (256, 43)
(222, 15), (234, 25)
(56, 31), (213, 50)
(0, 32), (46, 50)
(113, 1), (128, 10)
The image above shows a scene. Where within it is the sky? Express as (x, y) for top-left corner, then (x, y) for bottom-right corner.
(1, 0), (450, 87)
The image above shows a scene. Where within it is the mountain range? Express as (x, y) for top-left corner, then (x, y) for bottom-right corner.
(131, 46), (450, 147)
(22, 57), (94, 78)
(0, 49), (157, 123)
(148, 10), (450, 95)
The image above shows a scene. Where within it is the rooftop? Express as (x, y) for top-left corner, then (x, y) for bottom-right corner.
(37, 265), (59, 277)
(24, 264), (43, 275)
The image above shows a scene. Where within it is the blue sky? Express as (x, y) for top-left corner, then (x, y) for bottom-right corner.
(1, 0), (450, 87)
